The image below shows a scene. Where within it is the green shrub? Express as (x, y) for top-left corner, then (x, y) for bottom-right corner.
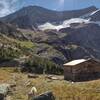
(0, 46), (21, 62)
(22, 55), (63, 74)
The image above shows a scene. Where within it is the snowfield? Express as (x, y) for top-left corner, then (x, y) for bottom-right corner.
(38, 18), (90, 31)
(90, 9), (100, 16)
(38, 22), (63, 31)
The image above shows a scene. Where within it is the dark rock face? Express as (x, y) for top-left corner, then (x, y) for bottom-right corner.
(62, 23), (100, 46)
(60, 23), (100, 59)
(90, 10), (100, 21)
(0, 21), (26, 39)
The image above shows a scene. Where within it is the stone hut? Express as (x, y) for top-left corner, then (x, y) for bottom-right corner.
(63, 58), (100, 82)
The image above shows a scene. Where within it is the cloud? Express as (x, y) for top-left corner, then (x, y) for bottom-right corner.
(0, 0), (19, 17)
(57, 0), (65, 10)
(59, 0), (64, 5)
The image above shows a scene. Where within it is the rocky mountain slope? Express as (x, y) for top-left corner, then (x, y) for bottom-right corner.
(59, 23), (100, 59)
(0, 6), (100, 66)
(81, 9), (100, 21)
(0, 21), (26, 39)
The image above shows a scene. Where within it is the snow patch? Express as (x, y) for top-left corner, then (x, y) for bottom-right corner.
(63, 18), (90, 26)
(90, 9), (100, 16)
(38, 22), (63, 31)
(38, 18), (90, 31)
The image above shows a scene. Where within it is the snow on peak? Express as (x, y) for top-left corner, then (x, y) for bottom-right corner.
(63, 18), (90, 26)
(38, 18), (90, 31)
(38, 22), (63, 31)
(90, 9), (100, 16)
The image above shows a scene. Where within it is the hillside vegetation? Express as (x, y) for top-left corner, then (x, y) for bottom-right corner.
(23, 56), (63, 74)
(0, 33), (63, 74)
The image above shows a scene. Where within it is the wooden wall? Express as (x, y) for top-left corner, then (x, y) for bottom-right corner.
(64, 60), (100, 81)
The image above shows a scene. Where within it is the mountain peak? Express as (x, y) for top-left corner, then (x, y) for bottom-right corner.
(1, 6), (99, 30)
(81, 6), (98, 12)
(21, 5), (50, 12)
(88, 6), (97, 9)
(22, 5), (42, 9)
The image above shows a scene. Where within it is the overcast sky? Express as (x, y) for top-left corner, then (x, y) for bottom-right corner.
(0, 0), (100, 17)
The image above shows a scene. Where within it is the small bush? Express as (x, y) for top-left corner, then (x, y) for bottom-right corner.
(22, 55), (63, 74)
(0, 46), (21, 62)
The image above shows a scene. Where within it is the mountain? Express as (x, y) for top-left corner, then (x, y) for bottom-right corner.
(0, 6), (97, 30)
(0, 5), (100, 66)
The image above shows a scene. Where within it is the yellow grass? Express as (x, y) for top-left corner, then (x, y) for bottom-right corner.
(0, 67), (13, 83)
(0, 67), (100, 100)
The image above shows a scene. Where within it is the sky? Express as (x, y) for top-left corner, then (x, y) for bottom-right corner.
(0, 0), (100, 17)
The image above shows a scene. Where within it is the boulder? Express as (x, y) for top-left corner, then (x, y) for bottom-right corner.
(28, 74), (39, 78)
(33, 91), (55, 100)
(0, 94), (5, 100)
(0, 84), (10, 96)
(46, 75), (59, 80)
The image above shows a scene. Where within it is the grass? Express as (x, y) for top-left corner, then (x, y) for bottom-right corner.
(16, 40), (35, 49)
(0, 67), (100, 100)
(0, 34), (35, 49)
(0, 67), (14, 83)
